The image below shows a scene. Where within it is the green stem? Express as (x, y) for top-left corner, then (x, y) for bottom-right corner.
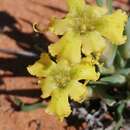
(96, 0), (104, 7)
(108, 0), (113, 14)
(104, 44), (117, 67)
(96, 0), (113, 13)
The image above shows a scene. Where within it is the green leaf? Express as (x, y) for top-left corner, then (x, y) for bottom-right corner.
(126, 91), (130, 100)
(89, 73), (126, 86)
(118, 68), (130, 76)
(100, 74), (126, 85)
(99, 66), (115, 75)
(13, 98), (46, 111)
(89, 81), (108, 85)
(106, 45), (117, 67)
(103, 98), (116, 106)
(21, 102), (46, 112)
(91, 85), (116, 106)
(114, 50), (126, 69)
(96, 0), (104, 7)
(119, 16), (130, 59)
(102, 43), (117, 67)
(114, 102), (125, 130)
(101, 0), (117, 68)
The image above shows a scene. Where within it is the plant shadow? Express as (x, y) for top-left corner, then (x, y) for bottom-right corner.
(65, 115), (85, 130)
(0, 88), (41, 98)
(0, 11), (50, 77)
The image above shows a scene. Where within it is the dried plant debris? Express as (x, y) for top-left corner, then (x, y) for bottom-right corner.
(68, 99), (130, 130)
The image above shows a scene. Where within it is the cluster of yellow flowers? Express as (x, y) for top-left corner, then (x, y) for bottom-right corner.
(27, 0), (127, 120)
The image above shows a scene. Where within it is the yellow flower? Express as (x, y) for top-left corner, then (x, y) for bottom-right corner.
(49, 0), (127, 63)
(49, 31), (82, 64)
(96, 10), (127, 44)
(27, 53), (99, 120)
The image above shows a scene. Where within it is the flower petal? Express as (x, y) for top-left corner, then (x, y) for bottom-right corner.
(50, 17), (73, 35)
(96, 10), (128, 44)
(82, 31), (106, 55)
(40, 77), (57, 98)
(46, 88), (71, 121)
(49, 32), (81, 64)
(67, 80), (87, 103)
(85, 5), (107, 18)
(67, 0), (86, 15)
(71, 59), (100, 81)
(53, 60), (71, 74)
(27, 53), (55, 77)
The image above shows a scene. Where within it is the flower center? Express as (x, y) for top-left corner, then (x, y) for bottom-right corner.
(53, 69), (70, 88)
(74, 13), (95, 34)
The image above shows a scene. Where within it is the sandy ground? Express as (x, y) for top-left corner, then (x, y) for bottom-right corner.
(0, 0), (69, 130)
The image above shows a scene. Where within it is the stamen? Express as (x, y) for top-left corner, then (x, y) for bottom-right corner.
(53, 70), (70, 88)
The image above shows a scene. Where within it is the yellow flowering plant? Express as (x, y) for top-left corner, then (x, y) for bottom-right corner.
(26, 0), (130, 128)
(49, 0), (127, 64)
(27, 53), (99, 120)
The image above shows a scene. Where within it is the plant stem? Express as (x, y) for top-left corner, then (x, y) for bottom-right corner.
(108, 0), (113, 13)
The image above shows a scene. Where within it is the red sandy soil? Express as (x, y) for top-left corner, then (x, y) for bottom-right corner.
(0, 0), (129, 130)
